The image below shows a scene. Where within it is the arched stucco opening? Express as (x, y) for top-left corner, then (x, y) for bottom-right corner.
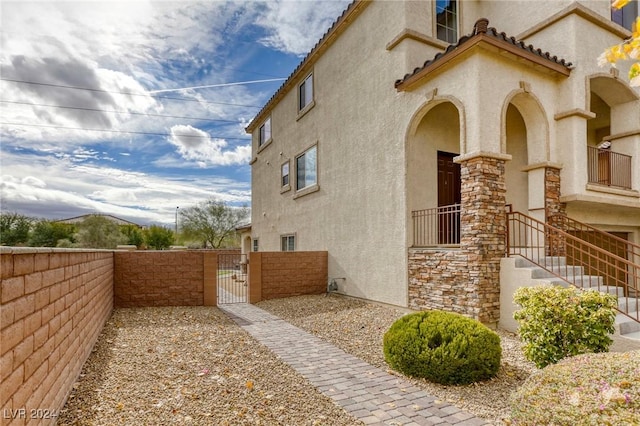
(504, 104), (530, 215)
(406, 99), (462, 246)
(588, 91), (611, 146)
(501, 90), (549, 219)
(242, 235), (252, 255)
(587, 75), (639, 190)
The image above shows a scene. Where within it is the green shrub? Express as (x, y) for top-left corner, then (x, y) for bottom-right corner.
(510, 350), (640, 425)
(513, 285), (617, 368)
(382, 310), (501, 385)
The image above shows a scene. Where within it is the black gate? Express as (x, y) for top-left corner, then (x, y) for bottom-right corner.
(217, 253), (248, 304)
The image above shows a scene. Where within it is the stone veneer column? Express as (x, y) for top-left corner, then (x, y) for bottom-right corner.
(544, 166), (567, 256)
(544, 166), (566, 225)
(458, 155), (507, 324)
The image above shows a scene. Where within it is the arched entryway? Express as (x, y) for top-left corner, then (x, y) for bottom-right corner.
(502, 90), (550, 222)
(587, 75), (638, 191)
(406, 99), (463, 246)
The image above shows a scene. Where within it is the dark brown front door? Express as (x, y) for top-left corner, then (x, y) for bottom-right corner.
(437, 151), (461, 244)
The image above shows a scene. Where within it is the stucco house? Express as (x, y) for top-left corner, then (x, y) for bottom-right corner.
(245, 0), (640, 332)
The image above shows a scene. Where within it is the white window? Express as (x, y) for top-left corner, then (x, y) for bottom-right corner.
(252, 238), (259, 252)
(281, 234), (295, 251)
(298, 74), (313, 111)
(259, 117), (271, 147)
(612, 0), (638, 31)
(296, 145), (317, 191)
(435, 0), (458, 44)
(281, 161), (290, 188)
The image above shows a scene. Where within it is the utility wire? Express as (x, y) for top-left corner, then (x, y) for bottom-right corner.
(0, 78), (264, 108)
(0, 122), (251, 141)
(0, 100), (241, 123)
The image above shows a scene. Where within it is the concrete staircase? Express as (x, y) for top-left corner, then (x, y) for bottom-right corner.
(512, 256), (640, 341)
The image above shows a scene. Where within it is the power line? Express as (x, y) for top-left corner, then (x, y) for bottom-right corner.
(0, 122), (251, 141)
(147, 78), (286, 94)
(0, 100), (241, 123)
(0, 78), (264, 108)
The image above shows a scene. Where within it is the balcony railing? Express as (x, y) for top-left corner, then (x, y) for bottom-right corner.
(412, 203), (461, 246)
(587, 146), (632, 190)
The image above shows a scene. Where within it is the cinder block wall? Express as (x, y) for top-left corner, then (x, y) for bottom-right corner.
(0, 249), (114, 425)
(113, 251), (221, 307)
(249, 251), (328, 301)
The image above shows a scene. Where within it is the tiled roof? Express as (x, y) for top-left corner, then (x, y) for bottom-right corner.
(395, 18), (573, 90)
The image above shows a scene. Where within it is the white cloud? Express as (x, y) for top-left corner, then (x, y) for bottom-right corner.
(0, 1), (349, 224)
(0, 151), (250, 225)
(21, 176), (47, 188)
(168, 124), (251, 166)
(0, 1), (256, 147)
(256, 0), (351, 55)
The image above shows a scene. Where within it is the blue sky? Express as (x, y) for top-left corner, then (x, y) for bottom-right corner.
(0, 0), (351, 225)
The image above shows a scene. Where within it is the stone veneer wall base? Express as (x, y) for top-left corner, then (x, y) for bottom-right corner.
(408, 156), (506, 324)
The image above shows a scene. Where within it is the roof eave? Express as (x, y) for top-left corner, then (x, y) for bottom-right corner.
(245, 0), (371, 134)
(396, 33), (572, 92)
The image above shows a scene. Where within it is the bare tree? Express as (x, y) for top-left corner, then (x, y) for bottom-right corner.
(179, 199), (249, 248)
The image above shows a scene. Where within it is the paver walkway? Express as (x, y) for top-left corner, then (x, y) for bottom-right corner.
(219, 303), (488, 426)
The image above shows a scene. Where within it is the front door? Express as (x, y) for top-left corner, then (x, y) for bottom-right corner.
(437, 151), (461, 244)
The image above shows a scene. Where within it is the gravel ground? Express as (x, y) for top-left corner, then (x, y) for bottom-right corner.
(257, 294), (537, 425)
(59, 295), (639, 425)
(58, 306), (361, 426)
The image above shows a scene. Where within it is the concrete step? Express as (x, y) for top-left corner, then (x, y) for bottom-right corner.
(617, 297), (640, 312)
(616, 312), (640, 335)
(525, 265), (585, 279)
(512, 257), (640, 340)
(532, 278), (626, 297)
(620, 330), (640, 340)
(514, 256), (567, 268)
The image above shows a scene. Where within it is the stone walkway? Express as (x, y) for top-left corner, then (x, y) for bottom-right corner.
(219, 303), (488, 426)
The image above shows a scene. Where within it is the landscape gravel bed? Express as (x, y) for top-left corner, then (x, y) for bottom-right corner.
(257, 294), (537, 424)
(58, 306), (360, 426)
(59, 295), (639, 425)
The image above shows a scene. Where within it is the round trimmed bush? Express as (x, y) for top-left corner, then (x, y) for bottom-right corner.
(510, 351), (640, 425)
(383, 310), (501, 385)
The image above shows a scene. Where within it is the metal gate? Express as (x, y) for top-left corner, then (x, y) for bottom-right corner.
(217, 253), (248, 304)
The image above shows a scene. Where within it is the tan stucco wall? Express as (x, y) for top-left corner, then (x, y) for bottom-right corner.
(250, 0), (640, 309)
(251, 2), (417, 306)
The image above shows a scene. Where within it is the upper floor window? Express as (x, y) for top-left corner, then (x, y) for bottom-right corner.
(252, 238), (259, 252)
(612, 0), (638, 31)
(259, 117), (271, 147)
(281, 161), (290, 188)
(299, 73), (313, 111)
(281, 234), (295, 251)
(296, 145), (317, 191)
(435, 0), (458, 44)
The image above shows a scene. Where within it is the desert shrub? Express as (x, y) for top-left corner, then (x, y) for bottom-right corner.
(383, 310), (501, 385)
(513, 285), (617, 368)
(510, 350), (640, 425)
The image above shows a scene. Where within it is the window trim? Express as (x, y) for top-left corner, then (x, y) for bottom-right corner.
(294, 143), (319, 198)
(611, 0), (638, 31)
(297, 72), (315, 119)
(257, 116), (272, 153)
(433, 0), (459, 44)
(252, 238), (259, 252)
(281, 234), (296, 252)
(281, 160), (291, 193)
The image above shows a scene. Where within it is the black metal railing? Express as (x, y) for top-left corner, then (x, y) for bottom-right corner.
(412, 203), (461, 246)
(587, 146), (632, 190)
